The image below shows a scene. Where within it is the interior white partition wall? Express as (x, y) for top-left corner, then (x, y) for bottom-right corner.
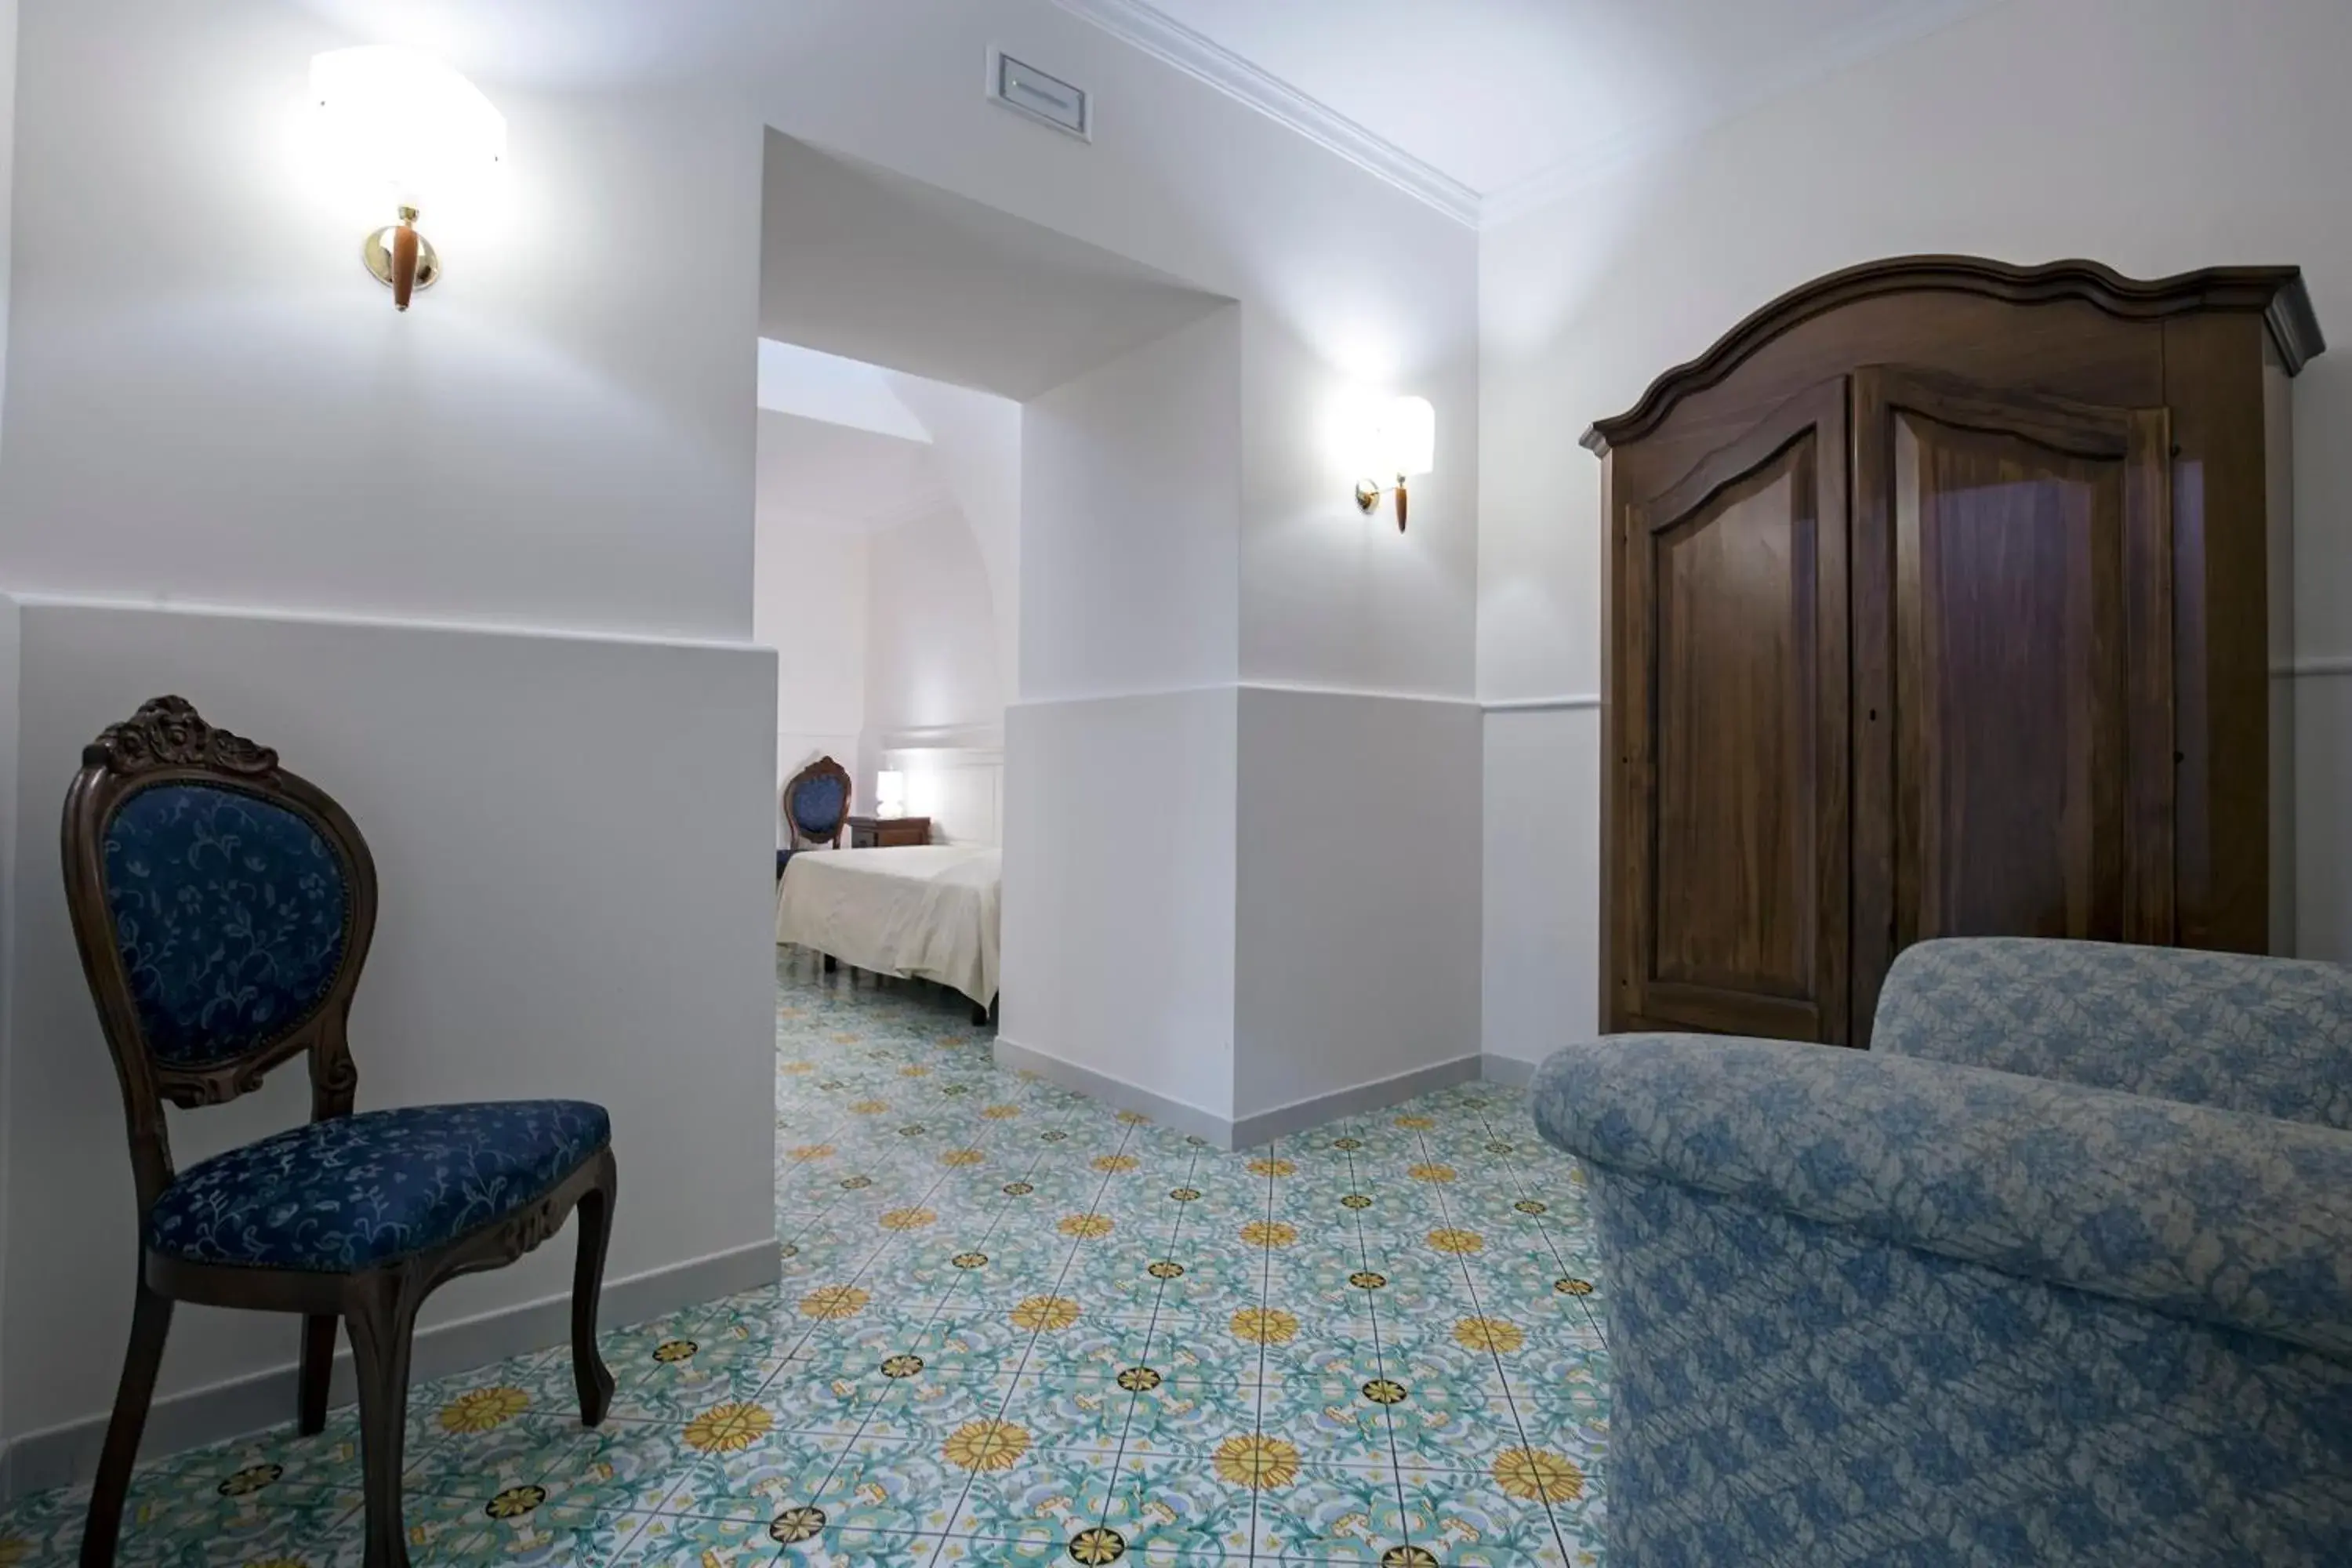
(1, 602), (778, 1490)
(1477, 0), (2352, 1072)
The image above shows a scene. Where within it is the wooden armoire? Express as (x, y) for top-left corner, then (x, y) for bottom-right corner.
(1589, 256), (2325, 1047)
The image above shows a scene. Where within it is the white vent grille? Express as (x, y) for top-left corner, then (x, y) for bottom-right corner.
(988, 49), (1091, 140)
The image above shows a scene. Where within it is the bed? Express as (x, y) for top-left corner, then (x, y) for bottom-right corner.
(775, 844), (1001, 1020)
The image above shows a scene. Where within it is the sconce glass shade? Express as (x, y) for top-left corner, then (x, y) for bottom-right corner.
(1380, 396), (1436, 479)
(309, 46), (506, 210)
(876, 770), (908, 818)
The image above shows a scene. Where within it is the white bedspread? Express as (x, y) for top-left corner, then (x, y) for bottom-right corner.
(775, 845), (1001, 1006)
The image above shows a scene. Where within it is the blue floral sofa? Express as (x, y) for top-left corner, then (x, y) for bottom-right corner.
(1533, 938), (2352, 1566)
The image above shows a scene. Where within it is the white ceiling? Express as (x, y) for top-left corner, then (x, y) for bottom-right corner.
(1089, 0), (1996, 214)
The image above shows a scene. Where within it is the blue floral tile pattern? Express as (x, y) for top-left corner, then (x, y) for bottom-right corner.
(1, 951), (1604, 1566)
(147, 1101), (611, 1269)
(100, 782), (353, 1066)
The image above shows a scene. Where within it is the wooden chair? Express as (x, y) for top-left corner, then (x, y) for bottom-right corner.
(782, 753), (853, 852)
(62, 697), (617, 1568)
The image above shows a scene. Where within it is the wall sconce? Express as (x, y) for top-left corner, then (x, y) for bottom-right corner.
(1353, 395), (1436, 532)
(309, 46), (506, 310)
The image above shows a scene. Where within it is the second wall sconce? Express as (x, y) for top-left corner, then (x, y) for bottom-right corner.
(309, 45), (506, 310)
(1354, 395), (1436, 532)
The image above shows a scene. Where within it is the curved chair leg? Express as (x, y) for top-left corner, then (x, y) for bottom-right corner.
(298, 1314), (338, 1436)
(345, 1275), (419, 1568)
(571, 1149), (617, 1426)
(81, 1280), (173, 1568)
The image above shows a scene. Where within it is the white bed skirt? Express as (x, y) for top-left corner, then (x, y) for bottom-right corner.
(775, 845), (1000, 1007)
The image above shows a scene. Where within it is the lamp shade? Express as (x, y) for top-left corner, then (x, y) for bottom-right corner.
(309, 45), (506, 209)
(876, 770), (908, 818)
(1380, 396), (1436, 478)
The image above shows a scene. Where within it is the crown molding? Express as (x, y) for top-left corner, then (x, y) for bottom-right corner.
(1048, 0), (1481, 229)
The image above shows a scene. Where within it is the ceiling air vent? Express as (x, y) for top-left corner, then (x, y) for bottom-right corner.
(988, 49), (1091, 141)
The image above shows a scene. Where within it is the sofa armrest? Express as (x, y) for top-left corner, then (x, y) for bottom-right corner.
(1532, 1033), (2352, 1359)
(1873, 938), (2352, 1129)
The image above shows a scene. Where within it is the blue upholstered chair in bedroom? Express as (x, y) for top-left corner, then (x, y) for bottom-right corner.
(1534, 937), (2352, 1566)
(778, 753), (851, 880)
(62, 697), (617, 1568)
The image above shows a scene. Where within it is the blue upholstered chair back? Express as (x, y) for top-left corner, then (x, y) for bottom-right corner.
(782, 756), (852, 848)
(101, 782), (355, 1067)
(790, 772), (848, 837)
(63, 699), (379, 1211)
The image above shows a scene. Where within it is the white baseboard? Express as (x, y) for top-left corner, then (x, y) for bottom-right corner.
(993, 1035), (1232, 1145)
(0, 1238), (779, 1502)
(995, 1036), (1534, 1149)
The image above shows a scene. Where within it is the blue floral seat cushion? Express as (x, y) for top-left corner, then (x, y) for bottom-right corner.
(147, 1101), (611, 1271)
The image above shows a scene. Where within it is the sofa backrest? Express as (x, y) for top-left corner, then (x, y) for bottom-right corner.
(1875, 938), (2352, 1131)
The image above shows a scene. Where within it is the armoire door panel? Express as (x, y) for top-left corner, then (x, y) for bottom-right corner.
(1853, 368), (2172, 1035)
(1624, 379), (1849, 1043)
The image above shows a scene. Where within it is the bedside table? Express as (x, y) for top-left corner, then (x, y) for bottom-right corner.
(848, 815), (931, 848)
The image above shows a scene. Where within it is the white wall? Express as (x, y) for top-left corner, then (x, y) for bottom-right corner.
(0, 591), (18, 1448)
(1022, 309), (1243, 704)
(0, 0), (22, 1450)
(1234, 689), (1481, 1121)
(0, 0), (759, 641)
(885, 375), (1023, 703)
(1477, 0), (2352, 1067)
(865, 505), (1006, 746)
(750, 494), (869, 829)
(2, 602), (777, 1462)
(1001, 689), (1238, 1121)
(0, 0), (779, 1477)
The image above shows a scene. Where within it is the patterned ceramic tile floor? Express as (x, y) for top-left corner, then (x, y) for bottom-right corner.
(0, 950), (1607, 1566)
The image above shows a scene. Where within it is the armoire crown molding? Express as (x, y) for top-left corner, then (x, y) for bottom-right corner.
(1045, 0), (1481, 229)
(1583, 256), (2325, 457)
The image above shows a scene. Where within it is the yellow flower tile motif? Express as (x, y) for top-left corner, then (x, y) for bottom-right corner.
(799, 1284), (871, 1321)
(899, 1065), (931, 1077)
(1211, 1432), (1302, 1490)
(848, 1100), (890, 1115)
(0, 1541), (33, 1568)
(1011, 1294), (1083, 1332)
(879, 1207), (938, 1231)
(981, 1105), (1022, 1120)
(439, 1385), (529, 1435)
(1556, 1276), (1595, 1296)
(786, 1144), (837, 1162)
(1092, 1154), (1141, 1173)
(1394, 1114), (1436, 1131)
(1230, 1307), (1301, 1345)
(1240, 1221), (1299, 1249)
(1116, 1110), (1152, 1125)
(485, 1484), (546, 1519)
(1247, 1157), (1297, 1178)
(1069, 1526), (1127, 1564)
(1058, 1213), (1116, 1239)
(941, 1149), (987, 1167)
(780, 1061), (815, 1075)
(1454, 1316), (1526, 1354)
(1426, 1227), (1485, 1255)
(653, 1340), (699, 1363)
(832, 1032), (863, 1044)
(942, 1417), (1031, 1472)
(1407, 1163), (1458, 1184)
(1494, 1447), (1586, 1503)
(684, 1402), (775, 1454)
